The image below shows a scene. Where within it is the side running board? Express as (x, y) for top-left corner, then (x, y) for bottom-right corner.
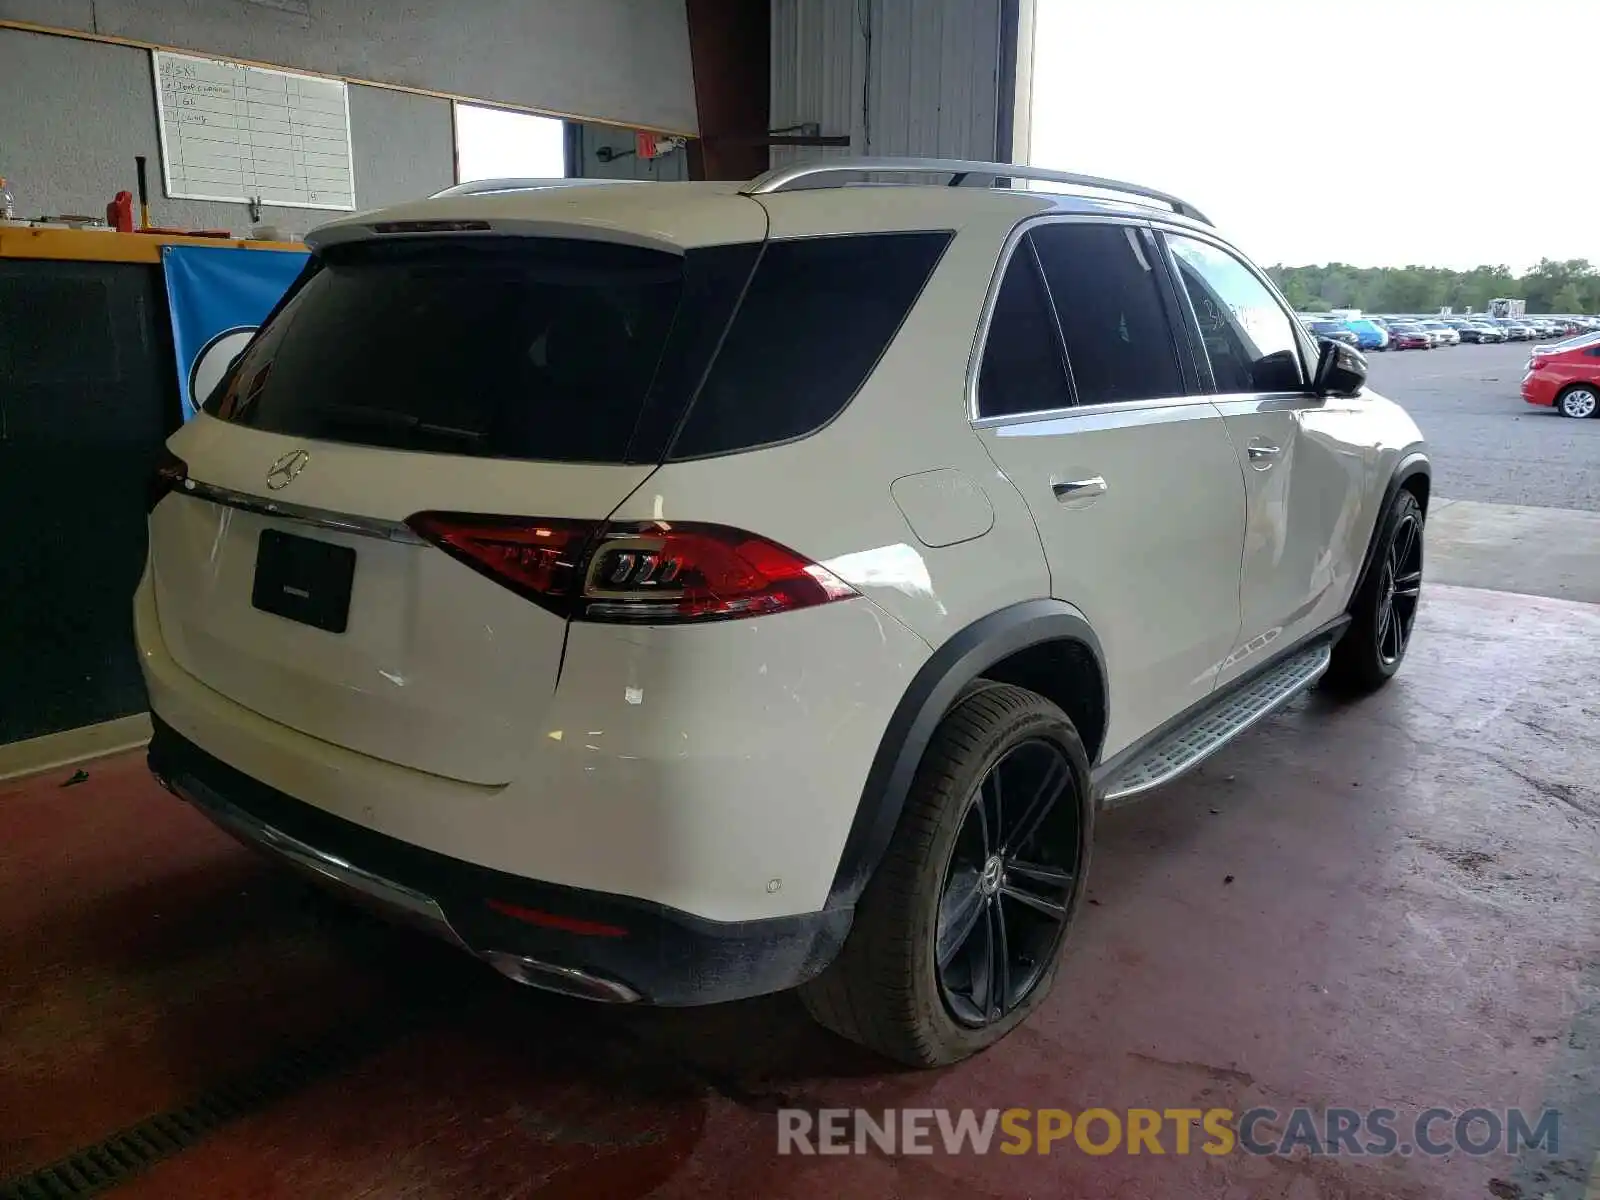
(1099, 641), (1332, 805)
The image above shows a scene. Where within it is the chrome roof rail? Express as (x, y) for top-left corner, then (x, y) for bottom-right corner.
(430, 177), (646, 198)
(740, 156), (1211, 225)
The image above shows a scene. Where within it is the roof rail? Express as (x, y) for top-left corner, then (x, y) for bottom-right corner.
(430, 177), (646, 198)
(740, 157), (1210, 225)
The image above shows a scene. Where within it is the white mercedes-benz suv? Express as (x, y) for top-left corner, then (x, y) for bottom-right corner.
(138, 159), (1429, 1067)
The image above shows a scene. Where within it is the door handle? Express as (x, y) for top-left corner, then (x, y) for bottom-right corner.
(1052, 476), (1108, 505)
(1246, 441), (1282, 470)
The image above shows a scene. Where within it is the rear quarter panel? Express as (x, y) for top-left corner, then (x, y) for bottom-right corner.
(612, 207), (1051, 648)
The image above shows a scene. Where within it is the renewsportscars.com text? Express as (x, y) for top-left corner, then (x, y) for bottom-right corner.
(776, 1106), (1560, 1157)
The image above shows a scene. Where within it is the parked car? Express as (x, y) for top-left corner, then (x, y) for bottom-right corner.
(1308, 319), (1361, 347)
(138, 159), (1431, 1067)
(1386, 322), (1434, 350)
(1532, 329), (1600, 357)
(1341, 318), (1390, 351)
(1419, 321), (1460, 346)
(1457, 322), (1504, 344)
(1501, 320), (1536, 340)
(1523, 335), (1600, 417)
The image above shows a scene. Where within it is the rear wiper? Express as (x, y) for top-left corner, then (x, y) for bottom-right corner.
(324, 402), (485, 444)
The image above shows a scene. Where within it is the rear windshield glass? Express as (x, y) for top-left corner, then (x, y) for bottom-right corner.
(206, 238), (686, 463)
(207, 231), (951, 465)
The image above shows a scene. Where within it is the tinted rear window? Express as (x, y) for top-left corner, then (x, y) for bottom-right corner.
(208, 231), (950, 465)
(668, 231), (952, 459)
(207, 238), (689, 463)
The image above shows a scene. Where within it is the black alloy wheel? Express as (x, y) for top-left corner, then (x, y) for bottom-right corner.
(935, 738), (1079, 1028)
(1325, 489), (1425, 694)
(1375, 506), (1423, 667)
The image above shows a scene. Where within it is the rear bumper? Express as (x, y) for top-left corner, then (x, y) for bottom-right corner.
(148, 715), (851, 1005)
(1522, 374), (1556, 406)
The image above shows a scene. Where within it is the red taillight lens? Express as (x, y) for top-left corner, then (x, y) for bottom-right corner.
(405, 514), (858, 624)
(404, 513), (598, 616)
(147, 447), (188, 513)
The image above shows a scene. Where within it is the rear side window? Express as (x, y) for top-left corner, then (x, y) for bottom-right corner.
(977, 241), (1074, 419)
(207, 238), (690, 463)
(668, 232), (951, 459)
(1029, 223), (1184, 405)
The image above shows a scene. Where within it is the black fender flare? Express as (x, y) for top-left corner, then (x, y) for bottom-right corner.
(1351, 450), (1431, 602)
(825, 599), (1105, 909)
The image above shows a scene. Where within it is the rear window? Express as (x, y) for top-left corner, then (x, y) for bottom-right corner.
(209, 231), (951, 465)
(207, 238), (690, 463)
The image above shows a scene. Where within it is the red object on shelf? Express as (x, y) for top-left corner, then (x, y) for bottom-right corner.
(106, 191), (134, 233)
(636, 131), (660, 160)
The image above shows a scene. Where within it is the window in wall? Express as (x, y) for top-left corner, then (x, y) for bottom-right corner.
(454, 103), (566, 183)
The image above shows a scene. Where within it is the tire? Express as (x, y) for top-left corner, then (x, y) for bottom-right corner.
(1325, 489), (1424, 695)
(800, 683), (1093, 1067)
(1556, 385), (1599, 419)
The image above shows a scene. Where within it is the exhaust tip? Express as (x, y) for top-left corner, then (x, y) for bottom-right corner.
(482, 952), (640, 1003)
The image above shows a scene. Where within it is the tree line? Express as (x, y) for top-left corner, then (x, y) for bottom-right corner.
(1264, 259), (1599, 315)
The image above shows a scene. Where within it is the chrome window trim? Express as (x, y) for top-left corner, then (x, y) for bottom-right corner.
(966, 213), (1215, 427)
(175, 479), (427, 545)
(971, 391), (1215, 430)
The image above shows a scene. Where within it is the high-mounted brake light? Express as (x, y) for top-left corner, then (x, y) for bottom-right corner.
(405, 513), (858, 623)
(147, 447), (189, 514)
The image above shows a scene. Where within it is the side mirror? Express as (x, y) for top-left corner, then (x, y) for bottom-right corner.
(1311, 337), (1367, 397)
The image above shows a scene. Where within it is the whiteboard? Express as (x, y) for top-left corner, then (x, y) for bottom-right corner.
(152, 50), (356, 211)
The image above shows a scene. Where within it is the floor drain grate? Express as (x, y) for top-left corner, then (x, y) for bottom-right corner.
(0, 1013), (417, 1200)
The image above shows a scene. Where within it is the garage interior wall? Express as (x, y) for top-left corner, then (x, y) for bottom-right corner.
(769, 0), (1009, 170)
(0, 0), (697, 134)
(0, 27), (455, 239)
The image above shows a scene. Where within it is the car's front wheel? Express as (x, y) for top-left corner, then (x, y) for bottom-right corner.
(1556, 385), (1598, 419)
(1325, 489), (1423, 694)
(800, 684), (1092, 1067)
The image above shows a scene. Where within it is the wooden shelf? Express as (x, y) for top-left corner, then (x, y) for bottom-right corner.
(0, 225), (304, 264)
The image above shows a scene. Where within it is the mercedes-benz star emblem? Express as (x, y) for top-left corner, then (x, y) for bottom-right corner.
(266, 449), (311, 490)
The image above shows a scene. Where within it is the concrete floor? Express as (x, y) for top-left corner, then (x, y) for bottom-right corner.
(3, 582), (1597, 1199)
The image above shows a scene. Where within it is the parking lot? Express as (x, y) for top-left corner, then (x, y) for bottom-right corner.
(1367, 341), (1600, 512)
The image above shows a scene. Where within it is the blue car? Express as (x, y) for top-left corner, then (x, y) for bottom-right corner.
(1341, 319), (1391, 351)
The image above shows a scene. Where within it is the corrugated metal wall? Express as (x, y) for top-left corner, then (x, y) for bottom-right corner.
(769, 0), (1003, 169)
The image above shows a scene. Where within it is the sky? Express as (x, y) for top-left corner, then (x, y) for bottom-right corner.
(1026, 0), (1598, 272)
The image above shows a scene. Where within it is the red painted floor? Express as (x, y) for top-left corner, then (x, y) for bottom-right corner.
(2, 583), (1597, 1199)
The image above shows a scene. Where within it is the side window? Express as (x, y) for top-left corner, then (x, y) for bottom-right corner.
(670, 231), (950, 458)
(1166, 234), (1304, 394)
(977, 240), (1073, 418)
(1030, 223), (1185, 404)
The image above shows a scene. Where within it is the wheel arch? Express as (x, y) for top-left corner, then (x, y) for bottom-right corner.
(1351, 450), (1431, 602)
(826, 599), (1107, 910)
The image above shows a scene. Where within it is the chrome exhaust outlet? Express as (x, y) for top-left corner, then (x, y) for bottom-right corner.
(482, 952), (641, 1003)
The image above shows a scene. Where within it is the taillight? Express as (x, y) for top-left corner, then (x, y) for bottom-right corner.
(405, 513), (857, 624)
(147, 447), (188, 513)
(403, 514), (595, 616)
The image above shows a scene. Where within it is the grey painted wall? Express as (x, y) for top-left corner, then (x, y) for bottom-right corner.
(769, 0), (1004, 168)
(0, 0), (697, 133)
(572, 125), (689, 182)
(0, 27), (454, 239)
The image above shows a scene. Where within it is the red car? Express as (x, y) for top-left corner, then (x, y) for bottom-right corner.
(1522, 335), (1600, 418)
(1386, 322), (1433, 350)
